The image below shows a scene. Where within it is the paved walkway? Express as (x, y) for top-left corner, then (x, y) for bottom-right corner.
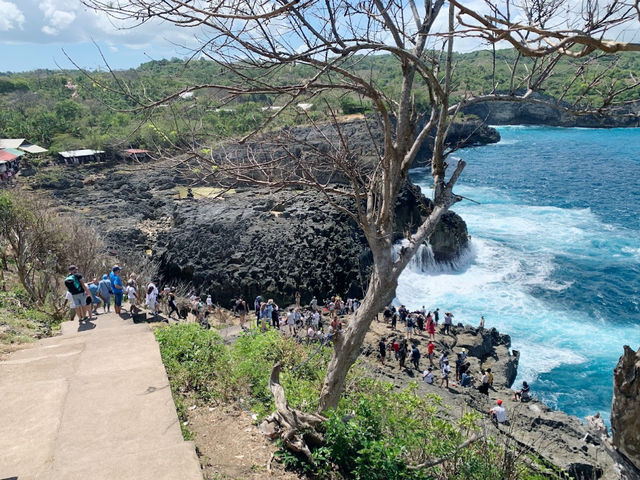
(0, 313), (203, 480)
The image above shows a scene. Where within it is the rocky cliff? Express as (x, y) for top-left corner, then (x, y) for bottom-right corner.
(462, 94), (640, 127)
(156, 184), (468, 306)
(26, 159), (469, 307)
(612, 345), (640, 470)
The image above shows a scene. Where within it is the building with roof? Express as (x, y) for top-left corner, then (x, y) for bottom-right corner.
(0, 139), (48, 154)
(58, 149), (106, 164)
(0, 149), (20, 181)
(123, 148), (151, 161)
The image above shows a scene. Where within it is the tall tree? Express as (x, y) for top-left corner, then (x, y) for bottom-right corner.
(82, 0), (640, 441)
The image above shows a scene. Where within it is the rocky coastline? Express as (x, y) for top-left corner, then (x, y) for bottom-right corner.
(20, 115), (639, 478)
(462, 94), (640, 128)
(360, 320), (633, 479)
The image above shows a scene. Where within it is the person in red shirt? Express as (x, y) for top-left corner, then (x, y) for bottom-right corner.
(427, 341), (435, 366)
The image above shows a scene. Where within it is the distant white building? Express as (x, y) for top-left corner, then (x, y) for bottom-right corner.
(296, 103), (314, 111)
(58, 149), (105, 164)
(0, 138), (47, 154)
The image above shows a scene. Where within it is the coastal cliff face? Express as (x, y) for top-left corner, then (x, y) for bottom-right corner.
(27, 161), (469, 306)
(462, 94), (640, 127)
(156, 184), (468, 306)
(612, 345), (640, 470)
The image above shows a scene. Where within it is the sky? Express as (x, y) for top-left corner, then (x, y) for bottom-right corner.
(1, 1), (639, 73)
(0, 0), (200, 72)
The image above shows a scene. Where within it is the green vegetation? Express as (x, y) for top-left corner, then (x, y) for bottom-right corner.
(1, 50), (638, 153)
(155, 322), (563, 479)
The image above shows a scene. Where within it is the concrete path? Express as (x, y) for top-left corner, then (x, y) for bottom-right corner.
(0, 312), (203, 480)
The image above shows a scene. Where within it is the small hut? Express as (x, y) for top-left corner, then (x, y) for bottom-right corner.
(58, 149), (106, 165)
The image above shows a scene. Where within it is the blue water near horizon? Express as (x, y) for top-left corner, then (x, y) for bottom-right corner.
(397, 126), (640, 424)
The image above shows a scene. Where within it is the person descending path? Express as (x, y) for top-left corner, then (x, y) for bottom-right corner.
(109, 266), (124, 315)
(64, 265), (91, 322)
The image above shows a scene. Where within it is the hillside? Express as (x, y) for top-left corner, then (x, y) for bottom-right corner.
(1, 49), (639, 154)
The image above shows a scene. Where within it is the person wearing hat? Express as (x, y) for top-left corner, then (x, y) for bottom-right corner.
(489, 399), (508, 425)
(64, 265), (92, 321)
(109, 266), (124, 315)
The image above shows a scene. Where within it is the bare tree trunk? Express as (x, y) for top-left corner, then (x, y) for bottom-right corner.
(317, 255), (397, 413)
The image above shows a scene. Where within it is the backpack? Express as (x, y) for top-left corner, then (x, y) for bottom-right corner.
(65, 274), (83, 294)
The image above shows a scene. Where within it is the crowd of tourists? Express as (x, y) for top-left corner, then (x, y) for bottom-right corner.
(64, 263), (531, 424)
(63, 264), (181, 322)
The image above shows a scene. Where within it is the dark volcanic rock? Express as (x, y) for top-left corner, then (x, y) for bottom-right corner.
(156, 185), (468, 306)
(463, 93), (640, 127)
(612, 345), (640, 470)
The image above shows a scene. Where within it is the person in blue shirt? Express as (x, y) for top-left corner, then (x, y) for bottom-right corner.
(109, 266), (124, 315)
(87, 279), (102, 316)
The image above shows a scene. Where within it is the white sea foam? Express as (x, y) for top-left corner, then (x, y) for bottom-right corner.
(396, 181), (640, 413)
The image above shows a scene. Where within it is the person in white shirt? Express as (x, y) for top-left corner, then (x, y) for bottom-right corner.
(127, 282), (139, 315)
(423, 367), (434, 384)
(146, 281), (159, 315)
(489, 399), (508, 424)
(206, 295), (213, 312)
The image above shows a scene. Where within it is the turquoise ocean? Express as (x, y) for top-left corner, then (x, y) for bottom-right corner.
(398, 126), (640, 424)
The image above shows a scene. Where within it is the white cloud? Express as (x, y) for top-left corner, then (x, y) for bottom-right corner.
(39, 0), (77, 35)
(0, 0), (25, 32)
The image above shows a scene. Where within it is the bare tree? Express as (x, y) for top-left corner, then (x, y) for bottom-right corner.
(82, 0), (639, 448)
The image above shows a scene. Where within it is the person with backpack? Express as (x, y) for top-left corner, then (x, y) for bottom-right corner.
(65, 265), (91, 322)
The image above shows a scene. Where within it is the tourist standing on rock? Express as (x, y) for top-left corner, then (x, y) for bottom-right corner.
(426, 314), (436, 340)
(410, 344), (421, 370)
(440, 359), (451, 388)
(416, 313), (424, 333)
(310, 296), (318, 311)
(391, 309), (398, 330)
(109, 266), (124, 315)
(439, 351), (448, 370)
(455, 352), (464, 381)
(443, 312), (453, 335)
(378, 337), (387, 365)
(398, 340), (407, 369)
(433, 308), (440, 324)
(406, 315), (415, 340)
(486, 368), (494, 390)
(427, 341), (435, 366)
(97, 274), (111, 313)
(478, 369), (490, 395)
(65, 265), (91, 321)
(206, 295), (213, 312)
(489, 399), (508, 425)
(479, 315), (485, 329)
(254, 296), (262, 326)
(295, 291), (301, 308)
